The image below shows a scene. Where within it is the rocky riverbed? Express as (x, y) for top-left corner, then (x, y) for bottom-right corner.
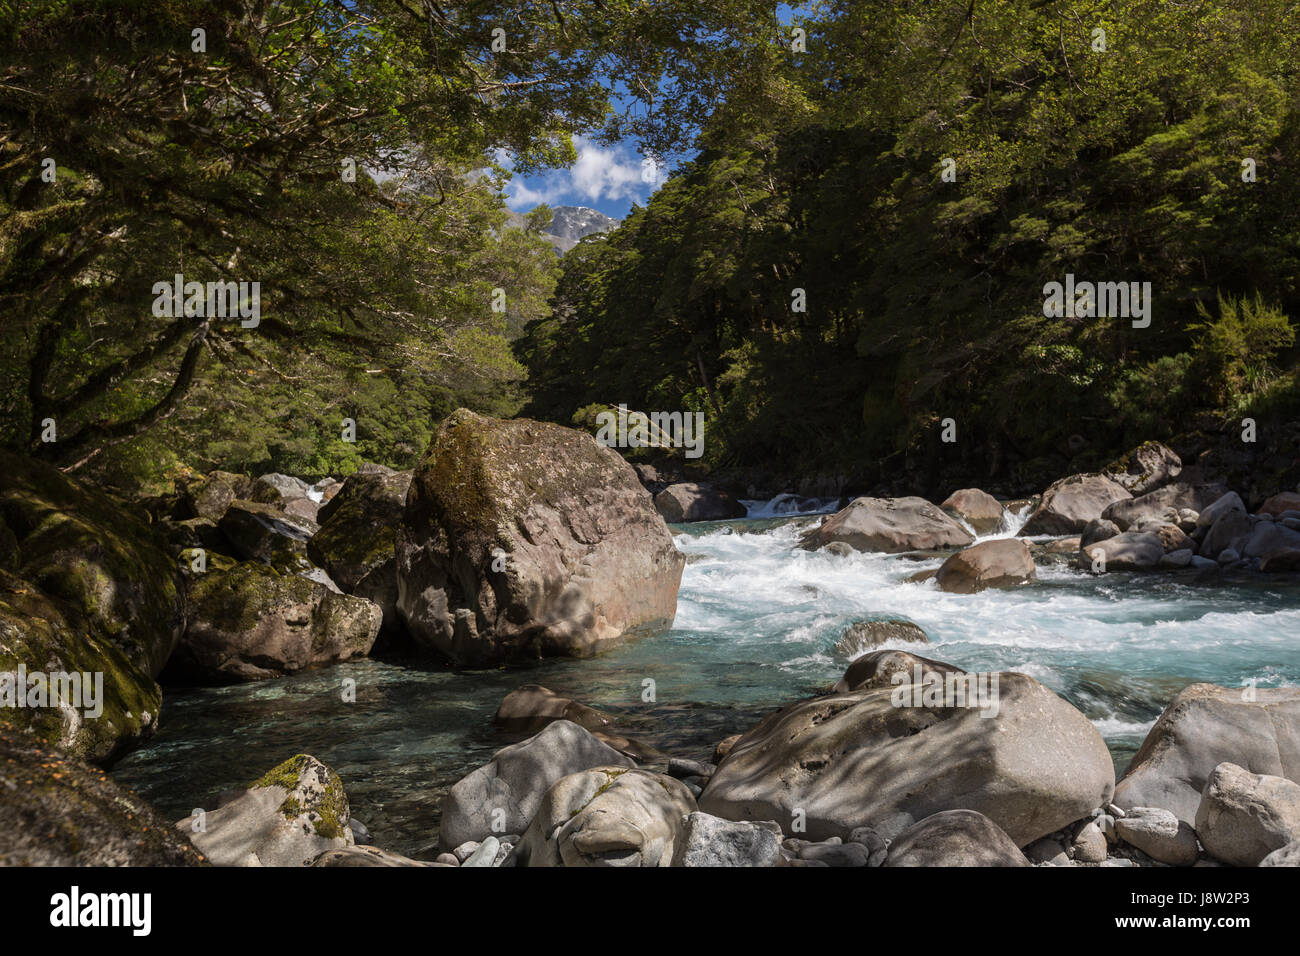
(3, 417), (1300, 867)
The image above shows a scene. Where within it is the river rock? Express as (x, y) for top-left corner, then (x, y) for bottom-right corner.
(939, 488), (1006, 535)
(1260, 549), (1300, 573)
(181, 470), (251, 522)
(0, 727), (206, 865)
(1196, 491), (1246, 528)
(178, 754), (352, 866)
(833, 648), (965, 694)
(700, 658), (1114, 845)
(936, 539), (1035, 593)
(250, 473), (311, 506)
(439, 719), (635, 849)
(799, 497), (973, 553)
(396, 410), (685, 665)
(1114, 806), (1200, 866)
(653, 482), (747, 522)
(1240, 521), (1300, 559)
(0, 451), (184, 679)
(834, 619), (928, 658)
(167, 562), (380, 683)
(1078, 532), (1164, 571)
(1258, 493), (1300, 518)
(1102, 482), (1228, 531)
(884, 810), (1030, 867)
(1103, 441), (1182, 496)
(1114, 684), (1300, 824)
(312, 846), (434, 866)
(515, 766), (695, 867)
(493, 684), (618, 734)
(1260, 839), (1300, 866)
(307, 469), (412, 629)
(1021, 474), (1132, 536)
(1200, 509), (1255, 559)
(1194, 762), (1300, 866)
(672, 812), (783, 867)
(0, 569), (160, 763)
(1081, 518), (1121, 547)
(218, 499), (318, 570)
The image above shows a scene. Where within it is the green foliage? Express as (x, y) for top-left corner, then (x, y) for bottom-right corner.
(1190, 293), (1296, 407)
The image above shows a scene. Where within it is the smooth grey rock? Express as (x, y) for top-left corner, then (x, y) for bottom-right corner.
(799, 496), (974, 553)
(1195, 762), (1300, 867)
(439, 720), (634, 849)
(1115, 806), (1200, 866)
(885, 810), (1031, 867)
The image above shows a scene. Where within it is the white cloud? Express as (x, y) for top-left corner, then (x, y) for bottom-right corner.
(502, 136), (669, 211)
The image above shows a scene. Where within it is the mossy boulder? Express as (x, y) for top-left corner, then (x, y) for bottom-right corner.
(217, 499), (318, 571)
(396, 410), (685, 665)
(177, 754), (352, 865)
(307, 470), (412, 629)
(0, 726), (205, 865)
(166, 562), (380, 684)
(0, 569), (161, 764)
(0, 450), (184, 679)
(179, 470), (252, 522)
(1103, 441), (1182, 496)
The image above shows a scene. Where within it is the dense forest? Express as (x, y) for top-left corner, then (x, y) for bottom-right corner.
(4, 0), (1298, 500)
(519, 0), (1300, 497)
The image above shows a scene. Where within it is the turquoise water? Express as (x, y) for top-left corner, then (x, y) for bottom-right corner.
(112, 511), (1300, 858)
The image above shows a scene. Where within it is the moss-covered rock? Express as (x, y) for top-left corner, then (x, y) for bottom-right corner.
(0, 726), (205, 865)
(0, 569), (161, 764)
(166, 562), (380, 684)
(179, 470), (252, 522)
(396, 409), (685, 665)
(177, 753), (352, 865)
(0, 451), (184, 679)
(307, 470), (412, 630)
(217, 498), (318, 573)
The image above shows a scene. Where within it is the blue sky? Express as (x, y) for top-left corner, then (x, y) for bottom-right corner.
(499, 135), (671, 220)
(500, 4), (806, 221)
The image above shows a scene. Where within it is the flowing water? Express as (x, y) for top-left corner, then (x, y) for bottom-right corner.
(113, 503), (1300, 858)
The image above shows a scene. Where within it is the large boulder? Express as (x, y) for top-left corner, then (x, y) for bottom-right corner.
(1200, 510), (1255, 559)
(884, 810), (1030, 867)
(515, 766), (696, 867)
(939, 489), (1006, 536)
(1240, 521), (1300, 560)
(250, 473), (311, 507)
(936, 539), (1035, 593)
(1195, 762), (1300, 866)
(799, 497), (973, 554)
(1101, 482), (1229, 531)
(180, 470), (251, 522)
(177, 754), (352, 866)
(1020, 473), (1132, 536)
(0, 727), (206, 865)
(307, 470), (412, 628)
(0, 451), (183, 679)
(1114, 684), (1300, 824)
(218, 499), (318, 571)
(439, 720), (635, 849)
(1257, 493), (1300, 518)
(0, 570), (160, 763)
(653, 482), (747, 523)
(166, 563), (380, 683)
(1103, 441), (1181, 496)
(699, 652), (1114, 845)
(396, 410), (685, 665)
(1078, 532), (1164, 572)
